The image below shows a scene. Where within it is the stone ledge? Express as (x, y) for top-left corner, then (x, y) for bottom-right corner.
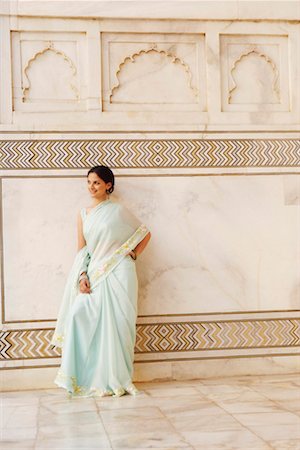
(0, 1), (299, 21)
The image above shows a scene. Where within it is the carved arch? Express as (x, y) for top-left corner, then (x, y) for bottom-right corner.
(22, 41), (79, 102)
(228, 49), (280, 103)
(110, 45), (198, 103)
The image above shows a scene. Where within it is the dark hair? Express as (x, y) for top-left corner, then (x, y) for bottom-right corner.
(87, 165), (115, 194)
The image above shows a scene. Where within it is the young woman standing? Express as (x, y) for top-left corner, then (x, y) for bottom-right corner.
(50, 165), (151, 398)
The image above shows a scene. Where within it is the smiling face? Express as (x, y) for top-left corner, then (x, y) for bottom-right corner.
(87, 172), (112, 201)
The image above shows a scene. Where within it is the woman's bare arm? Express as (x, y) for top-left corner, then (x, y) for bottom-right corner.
(77, 211), (87, 251)
(77, 211), (91, 292)
(133, 232), (151, 257)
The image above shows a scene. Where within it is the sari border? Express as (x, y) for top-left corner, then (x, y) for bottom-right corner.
(89, 223), (150, 287)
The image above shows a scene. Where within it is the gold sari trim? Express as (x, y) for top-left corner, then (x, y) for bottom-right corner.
(89, 224), (149, 285)
(55, 369), (140, 398)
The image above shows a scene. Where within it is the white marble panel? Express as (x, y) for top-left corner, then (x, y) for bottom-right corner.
(283, 175), (300, 205)
(116, 174), (300, 315)
(2, 174), (299, 323)
(2, 177), (89, 321)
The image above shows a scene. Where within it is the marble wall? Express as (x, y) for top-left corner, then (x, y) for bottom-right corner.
(0, 1), (299, 390)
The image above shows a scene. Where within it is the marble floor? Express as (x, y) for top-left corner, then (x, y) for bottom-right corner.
(1, 373), (300, 450)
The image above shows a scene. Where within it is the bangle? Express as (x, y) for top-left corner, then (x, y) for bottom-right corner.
(79, 273), (88, 283)
(130, 250), (137, 260)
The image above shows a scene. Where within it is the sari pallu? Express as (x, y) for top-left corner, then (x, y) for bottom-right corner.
(50, 199), (150, 398)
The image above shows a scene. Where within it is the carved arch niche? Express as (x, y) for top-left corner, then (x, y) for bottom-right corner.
(228, 49), (280, 104)
(110, 46), (198, 105)
(102, 33), (206, 112)
(22, 42), (79, 103)
(12, 32), (87, 112)
(220, 34), (290, 112)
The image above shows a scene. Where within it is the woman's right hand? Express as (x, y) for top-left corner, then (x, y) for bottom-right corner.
(79, 277), (91, 293)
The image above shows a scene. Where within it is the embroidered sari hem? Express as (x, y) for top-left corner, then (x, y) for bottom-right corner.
(54, 369), (142, 398)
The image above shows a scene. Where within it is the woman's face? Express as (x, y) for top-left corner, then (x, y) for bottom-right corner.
(87, 173), (112, 199)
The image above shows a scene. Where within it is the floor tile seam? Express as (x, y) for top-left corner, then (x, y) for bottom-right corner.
(213, 389), (300, 422)
(268, 438), (300, 450)
(180, 384), (210, 400)
(94, 404), (157, 412)
(97, 399), (219, 415)
(192, 385), (257, 399)
(138, 381), (205, 387)
(160, 397), (251, 431)
(172, 391), (227, 413)
(205, 397), (285, 407)
(145, 387), (206, 399)
(32, 395), (41, 449)
(97, 402), (161, 410)
(263, 399), (300, 419)
(265, 442), (277, 450)
(241, 384), (287, 401)
(143, 382), (203, 398)
(36, 404), (101, 423)
(230, 410), (300, 421)
(270, 438), (300, 443)
(94, 397), (113, 450)
(200, 393), (274, 448)
(154, 405), (197, 450)
(192, 384), (271, 404)
(99, 407), (166, 421)
(249, 383), (300, 395)
(245, 385), (300, 417)
(37, 402), (69, 417)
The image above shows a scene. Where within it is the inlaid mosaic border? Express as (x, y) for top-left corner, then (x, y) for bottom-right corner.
(0, 139), (299, 169)
(1, 318), (299, 361)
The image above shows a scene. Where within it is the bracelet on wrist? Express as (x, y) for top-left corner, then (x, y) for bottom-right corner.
(130, 250), (137, 260)
(79, 273), (88, 283)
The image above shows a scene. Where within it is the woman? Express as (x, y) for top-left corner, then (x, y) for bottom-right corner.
(50, 165), (151, 398)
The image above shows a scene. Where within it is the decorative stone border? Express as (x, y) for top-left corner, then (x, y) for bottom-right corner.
(0, 139), (299, 169)
(1, 317), (299, 361)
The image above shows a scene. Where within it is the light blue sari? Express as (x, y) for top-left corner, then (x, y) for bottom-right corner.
(50, 199), (150, 398)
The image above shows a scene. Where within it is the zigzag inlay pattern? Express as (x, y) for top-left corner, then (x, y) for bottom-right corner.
(0, 139), (299, 169)
(135, 319), (300, 353)
(0, 329), (54, 360)
(1, 319), (299, 360)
